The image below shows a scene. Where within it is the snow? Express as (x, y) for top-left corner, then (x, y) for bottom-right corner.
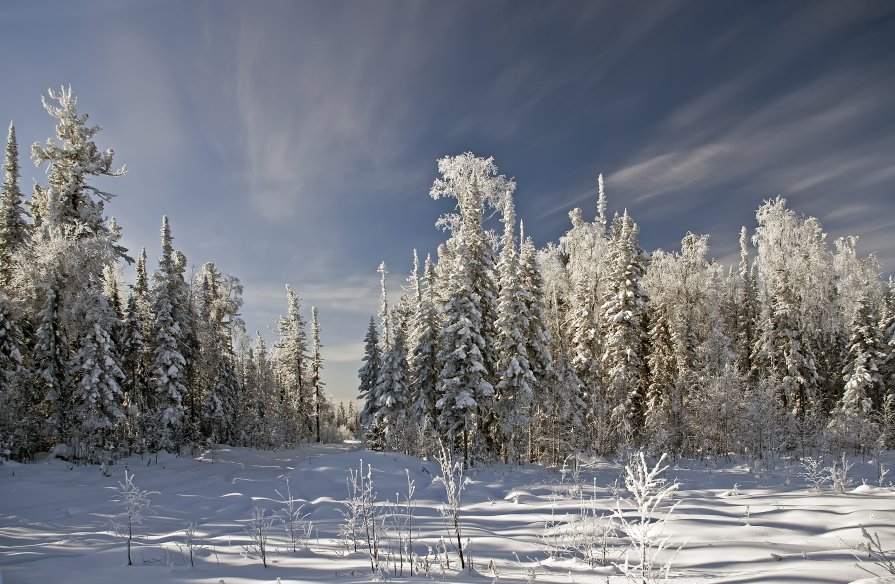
(1, 445), (894, 583)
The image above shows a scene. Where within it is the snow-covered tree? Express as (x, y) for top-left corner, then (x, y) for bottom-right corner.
(430, 153), (510, 462)
(828, 289), (885, 452)
(193, 262), (244, 444)
(880, 278), (895, 448)
(493, 196), (534, 462)
(566, 211), (604, 392)
(33, 285), (70, 448)
(148, 217), (189, 451)
(519, 231), (554, 392)
(601, 211), (648, 448)
(275, 285), (311, 442)
(374, 311), (409, 452)
(357, 316), (381, 438)
(252, 333), (282, 447)
(111, 470), (155, 566)
(30, 86), (126, 241)
(643, 301), (678, 454)
(435, 249), (494, 462)
(377, 262), (391, 349)
(734, 227), (758, 376)
(0, 295), (27, 455)
(408, 256), (440, 433)
(751, 199), (832, 449)
(70, 299), (125, 458)
(310, 305), (325, 443)
(121, 250), (151, 450)
(15, 88), (131, 456)
(0, 122), (29, 289)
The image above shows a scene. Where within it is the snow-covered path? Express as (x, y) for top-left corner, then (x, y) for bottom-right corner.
(1, 445), (893, 583)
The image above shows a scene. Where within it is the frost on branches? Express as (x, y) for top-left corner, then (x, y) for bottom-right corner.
(358, 154), (894, 463)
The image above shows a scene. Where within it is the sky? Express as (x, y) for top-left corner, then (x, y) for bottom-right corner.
(1, 1), (894, 403)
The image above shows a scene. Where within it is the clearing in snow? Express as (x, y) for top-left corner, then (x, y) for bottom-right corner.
(1, 444), (894, 584)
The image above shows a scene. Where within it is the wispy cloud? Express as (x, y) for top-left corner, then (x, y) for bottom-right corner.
(230, 4), (440, 223)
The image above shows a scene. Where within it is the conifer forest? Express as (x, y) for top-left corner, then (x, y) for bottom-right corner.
(2, 89), (891, 469)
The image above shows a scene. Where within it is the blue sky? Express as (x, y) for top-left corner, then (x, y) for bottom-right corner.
(2, 1), (894, 403)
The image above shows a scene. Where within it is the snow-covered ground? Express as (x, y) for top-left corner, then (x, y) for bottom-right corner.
(1, 444), (893, 583)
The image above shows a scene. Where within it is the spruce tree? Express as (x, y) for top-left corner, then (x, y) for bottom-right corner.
(600, 212), (648, 448)
(0, 295), (27, 456)
(493, 196), (534, 462)
(644, 301), (677, 454)
(275, 285), (311, 442)
(122, 250), (151, 450)
(519, 232), (554, 392)
(70, 299), (126, 457)
(435, 250), (493, 463)
(829, 291), (885, 451)
(735, 227), (758, 377)
(253, 334), (281, 447)
(430, 153), (510, 461)
(519, 231), (555, 461)
(34, 285), (70, 448)
(374, 313), (409, 451)
(149, 217), (188, 451)
(0, 122), (29, 289)
(310, 306), (324, 443)
(880, 278), (895, 447)
(409, 256), (440, 431)
(357, 316), (381, 440)
(193, 263), (243, 443)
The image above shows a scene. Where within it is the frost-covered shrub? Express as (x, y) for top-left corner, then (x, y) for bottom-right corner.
(275, 477), (312, 552)
(111, 470), (156, 566)
(613, 452), (680, 584)
(243, 507), (274, 567)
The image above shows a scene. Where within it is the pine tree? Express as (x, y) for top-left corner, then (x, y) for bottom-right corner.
(596, 173), (608, 235)
(562, 206), (609, 451)
(23, 88), (130, 455)
(519, 232), (554, 390)
(30, 87), (125, 239)
(0, 122), (29, 289)
(378, 262), (391, 349)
